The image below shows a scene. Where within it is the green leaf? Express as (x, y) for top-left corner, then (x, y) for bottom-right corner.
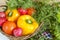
(7, 0), (18, 10)
(38, 36), (44, 40)
(22, 0), (34, 9)
(30, 38), (34, 40)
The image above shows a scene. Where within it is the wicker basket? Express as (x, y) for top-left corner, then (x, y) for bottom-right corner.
(0, 0), (44, 40)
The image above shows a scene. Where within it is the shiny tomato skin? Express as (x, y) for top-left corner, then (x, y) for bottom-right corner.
(18, 8), (27, 15)
(2, 21), (16, 35)
(0, 17), (6, 26)
(13, 28), (23, 37)
(0, 12), (6, 18)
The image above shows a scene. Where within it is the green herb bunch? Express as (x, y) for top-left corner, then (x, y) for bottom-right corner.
(30, 1), (60, 40)
(6, 0), (34, 10)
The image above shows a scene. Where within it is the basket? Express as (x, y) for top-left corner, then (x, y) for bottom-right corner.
(0, 0), (43, 40)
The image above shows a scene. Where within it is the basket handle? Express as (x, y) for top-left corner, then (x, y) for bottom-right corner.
(0, 5), (7, 12)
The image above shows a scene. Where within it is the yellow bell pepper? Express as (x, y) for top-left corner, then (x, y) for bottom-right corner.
(5, 9), (20, 22)
(17, 15), (39, 35)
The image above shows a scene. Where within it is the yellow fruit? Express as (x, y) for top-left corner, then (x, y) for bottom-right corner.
(5, 9), (20, 22)
(17, 15), (39, 35)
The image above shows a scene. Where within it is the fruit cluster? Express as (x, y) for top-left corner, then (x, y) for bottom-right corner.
(0, 7), (39, 37)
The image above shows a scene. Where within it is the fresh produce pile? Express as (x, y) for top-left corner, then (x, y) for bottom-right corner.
(0, 0), (60, 40)
(0, 0), (39, 37)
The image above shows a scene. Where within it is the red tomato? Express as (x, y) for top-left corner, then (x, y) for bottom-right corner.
(0, 17), (6, 26)
(27, 8), (35, 15)
(2, 21), (16, 35)
(0, 12), (6, 18)
(18, 8), (27, 15)
(13, 28), (23, 37)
